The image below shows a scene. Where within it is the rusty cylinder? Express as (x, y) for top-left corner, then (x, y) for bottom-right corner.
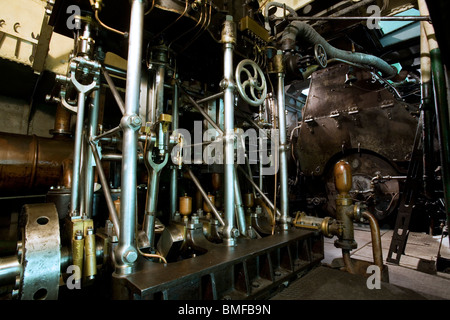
(0, 132), (73, 191)
(51, 104), (72, 136)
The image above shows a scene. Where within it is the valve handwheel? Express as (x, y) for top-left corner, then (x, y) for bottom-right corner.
(235, 59), (267, 107)
(314, 43), (328, 68)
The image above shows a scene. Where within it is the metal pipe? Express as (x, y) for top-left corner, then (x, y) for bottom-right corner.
(0, 132), (73, 191)
(92, 125), (122, 141)
(280, 21), (397, 77)
(187, 167), (225, 226)
(101, 66), (125, 115)
(143, 168), (162, 248)
(362, 211), (383, 271)
(89, 141), (120, 237)
(0, 255), (21, 287)
(237, 165), (281, 217)
(234, 168), (247, 236)
(70, 91), (87, 216)
(276, 51), (289, 230)
(84, 89), (101, 218)
(195, 91), (224, 104)
(222, 15), (237, 246)
(104, 64), (127, 78)
(180, 85), (223, 135)
(420, 23), (435, 197)
(419, 0), (450, 242)
(342, 250), (356, 274)
(170, 80), (179, 217)
(275, 16), (431, 22)
(156, 65), (165, 119)
(115, 0), (145, 275)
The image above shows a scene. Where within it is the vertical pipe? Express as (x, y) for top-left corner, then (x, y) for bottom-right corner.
(222, 16), (237, 245)
(156, 65), (165, 119)
(115, 0), (144, 275)
(84, 89), (100, 218)
(234, 168), (247, 236)
(276, 51), (289, 230)
(70, 91), (86, 216)
(420, 24), (434, 197)
(170, 80), (179, 217)
(143, 169), (161, 248)
(362, 211), (383, 271)
(419, 0), (450, 240)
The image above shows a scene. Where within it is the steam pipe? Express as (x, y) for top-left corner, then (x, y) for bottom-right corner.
(420, 23), (434, 197)
(70, 91), (87, 216)
(362, 211), (383, 271)
(170, 79), (179, 218)
(419, 0), (450, 241)
(222, 16), (237, 246)
(84, 89), (101, 218)
(115, 0), (145, 275)
(276, 50), (289, 230)
(280, 21), (397, 78)
(0, 132), (73, 191)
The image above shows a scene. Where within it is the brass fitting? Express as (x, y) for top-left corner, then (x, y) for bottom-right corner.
(334, 160), (357, 250)
(293, 212), (342, 238)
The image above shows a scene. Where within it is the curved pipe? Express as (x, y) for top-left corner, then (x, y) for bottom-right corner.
(280, 21), (397, 78)
(362, 211), (384, 271)
(342, 250), (356, 274)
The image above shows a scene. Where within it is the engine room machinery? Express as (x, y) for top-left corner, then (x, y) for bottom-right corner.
(0, 0), (448, 300)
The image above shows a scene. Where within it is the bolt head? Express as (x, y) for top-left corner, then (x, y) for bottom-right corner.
(124, 249), (138, 263)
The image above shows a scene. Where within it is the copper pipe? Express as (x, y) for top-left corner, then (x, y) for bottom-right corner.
(51, 104), (72, 136)
(61, 158), (73, 189)
(362, 210), (384, 271)
(342, 250), (356, 274)
(0, 132), (73, 191)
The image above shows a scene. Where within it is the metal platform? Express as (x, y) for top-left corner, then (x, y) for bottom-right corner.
(112, 228), (324, 300)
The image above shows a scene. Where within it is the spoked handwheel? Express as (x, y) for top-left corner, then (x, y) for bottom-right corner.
(235, 59), (267, 107)
(314, 43), (328, 68)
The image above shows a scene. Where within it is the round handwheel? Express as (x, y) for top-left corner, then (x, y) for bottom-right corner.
(314, 43), (328, 68)
(235, 59), (267, 107)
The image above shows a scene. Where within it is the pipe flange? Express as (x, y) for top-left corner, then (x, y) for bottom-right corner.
(334, 238), (357, 251)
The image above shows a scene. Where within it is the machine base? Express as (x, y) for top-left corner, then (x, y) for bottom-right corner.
(112, 228), (324, 300)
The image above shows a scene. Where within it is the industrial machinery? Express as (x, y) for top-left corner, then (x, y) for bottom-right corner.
(0, 0), (448, 300)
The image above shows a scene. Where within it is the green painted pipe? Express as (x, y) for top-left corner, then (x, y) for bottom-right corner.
(430, 48), (450, 235)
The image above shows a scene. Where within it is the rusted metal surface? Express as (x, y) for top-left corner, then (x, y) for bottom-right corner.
(296, 63), (418, 176)
(50, 104), (72, 136)
(0, 132), (73, 191)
